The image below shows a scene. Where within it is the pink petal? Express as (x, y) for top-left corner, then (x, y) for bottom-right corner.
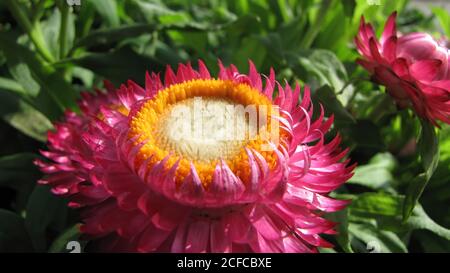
(409, 59), (442, 82)
(381, 12), (397, 45)
(210, 221), (231, 253)
(138, 224), (172, 252)
(185, 221), (210, 253)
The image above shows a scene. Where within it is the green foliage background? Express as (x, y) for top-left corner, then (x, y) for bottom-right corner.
(0, 0), (449, 253)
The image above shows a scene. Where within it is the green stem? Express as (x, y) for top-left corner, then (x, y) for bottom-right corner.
(369, 94), (394, 122)
(32, 0), (47, 24)
(58, 3), (69, 59)
(5, 0), (54, 62)
(337, 77), (370, 95)
(80, 2), (95, 38)
(300, 0), (332, 49)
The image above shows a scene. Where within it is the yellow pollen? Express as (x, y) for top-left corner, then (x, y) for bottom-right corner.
(129, 79), (280, 188)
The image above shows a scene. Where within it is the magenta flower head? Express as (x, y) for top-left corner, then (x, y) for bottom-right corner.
(355, 12), (450, 126)
(35, 60), (354, 253)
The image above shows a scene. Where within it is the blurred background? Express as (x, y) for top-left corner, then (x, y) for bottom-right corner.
(0, 0), (449, 253)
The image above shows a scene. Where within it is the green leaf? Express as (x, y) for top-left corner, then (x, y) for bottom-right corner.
(348, 223), (407, 253)
(231, 36), (267, 71)
(68, 47), (163, 86)
(418, 119), (439, 180)
(314, 2), (349, 57)
(288, 49), (349, 92)
(0, 32), (78, 120)
(4, 0), (55, 62)
(378, 203), (450, 241)
(0, 76), (28, 97)
(350, 192), (403, 217)
(6, 63), (40, 98)
(139, 40), (185, 68)
(158, 12), (194, 27)
(90, 0), (120, 27)
(415, 231), (450, 252)
(0, 153), (38, 186)
(168, 31), (208, 56)
(74, 24), (155, 49)
(403, 174), (428, 221)
(41, 7), (75, 60)
(340, 193), (412, 253)
(342, 0), (357, 17)
(25, 185), (69, 252)
(403, 119), (439, 220)
(276, 14), (308, 52)
(428, 126), (450, 188)
(406, 205), (450, 241)
(58, 2), (74, 59)
(0, 209), (33, 252)
(268, 0), (292, 23)
(313, 85), (355, 125)
(299, 0), (333, 49)
(260, 32), (284, 61)
(327, 209), (353, 253)
(348, 153), (397, 189)
(134, 0), (179, 18)
(0, 153), (40, 210)
(76, 0), (95, 37)
(72, 67), (95, 88)
(41, 3), (76, 59)
(0, 90), (53, 142)
(432, 7), (450, 38)
(134, 0), (199, 28)
(349, 193), (450, 242)
(346, 119), (385, 149)
(222, 15), (262, 37)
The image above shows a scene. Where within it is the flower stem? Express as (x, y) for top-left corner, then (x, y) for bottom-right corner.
(300, 0), (332, 49)
(337, 77), (371, 95)
(369, 93), (394, 122)
(5, 0), (55, 63)
(32, 0), (47, 24)
(58, 3), (69, 59)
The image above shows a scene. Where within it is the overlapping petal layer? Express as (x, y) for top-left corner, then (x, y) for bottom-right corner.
(355, 12), (450, 125)
(35, 60), (354, 253)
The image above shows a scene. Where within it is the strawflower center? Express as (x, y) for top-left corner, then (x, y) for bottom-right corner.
(129, 79), (280, 188)
(154, 97), (256, 162)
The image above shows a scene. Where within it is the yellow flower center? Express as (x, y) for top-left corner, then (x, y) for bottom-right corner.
(154, 97), (255, 162)
(129, 79), (280, 188)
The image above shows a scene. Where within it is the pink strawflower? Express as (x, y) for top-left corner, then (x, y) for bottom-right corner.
(355, 12), (450, 125)
(35, 60), (354, 253)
